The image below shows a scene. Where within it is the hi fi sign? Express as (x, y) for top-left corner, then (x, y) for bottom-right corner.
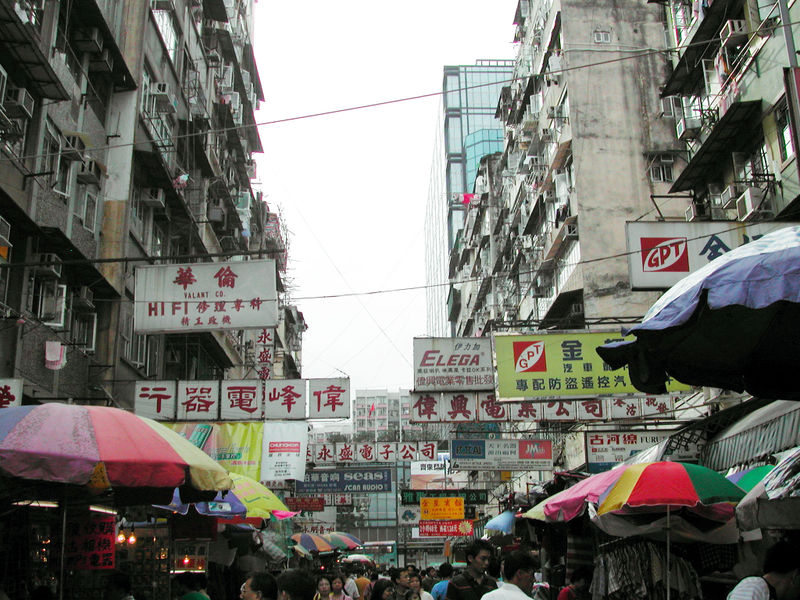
(626, 221), (794, 289)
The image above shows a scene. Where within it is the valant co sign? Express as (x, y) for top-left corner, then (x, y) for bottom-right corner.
(626, 222), (796, 289)
(413, 337), (494, 391)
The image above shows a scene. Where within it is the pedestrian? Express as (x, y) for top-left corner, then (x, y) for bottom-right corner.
(356, 569), (371, 599)
(430, 563), (453, 600)
(176, 573), (206, 600)
(445, 540), (496, 600)
(389, 568), (412, 600)
(407, 572), (434, 600)
(556, 567), (592, 600)
(421, 568), (438, 593)
(314, 576), (332, 600)
(728, 541), (800, 600)
(330, 574), (353, 600)
(344, 569), (361, 600)
(277, 570), (316, 600)
(370, 581), (395, 600)
(363, 571), (380, 600)
(482, 551), (539, 600)
(241, 572), (278, 600)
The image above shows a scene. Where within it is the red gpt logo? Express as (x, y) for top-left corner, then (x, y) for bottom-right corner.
(513, 341), (547, 372)
(640, 237), (689, 272)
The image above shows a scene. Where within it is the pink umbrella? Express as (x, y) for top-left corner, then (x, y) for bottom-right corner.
(523, 467), (626, 522)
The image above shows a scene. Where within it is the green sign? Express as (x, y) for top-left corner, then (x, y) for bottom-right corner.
(400, 489), (488, 506)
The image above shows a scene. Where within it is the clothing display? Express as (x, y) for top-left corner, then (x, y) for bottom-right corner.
(590, 540), (702, 600)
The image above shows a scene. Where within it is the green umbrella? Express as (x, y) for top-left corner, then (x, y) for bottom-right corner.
(727, 465), (774, 492)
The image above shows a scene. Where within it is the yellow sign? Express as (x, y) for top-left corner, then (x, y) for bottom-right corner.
(420, 497), (465, 520)
(494, 331), (690, 400)
(166, 422), (263, 480)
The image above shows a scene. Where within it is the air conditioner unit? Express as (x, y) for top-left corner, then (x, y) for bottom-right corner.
(151, 82), (177, 114)
(720, 183), (742, 209)
(570, 302), (584, 316)
(531, 285), (547, 298)
(720, 19), (747, 48)
(33, 253), (62, 278)
(88, 48), (114, 73)
(676, 116), (701, 140)
(245, 160), (256, 179)
(219, 66), (234, 91)
(685, 203), (708, 222)
(736, 187), (770, 221)
(76, 160), (103, 185)
(540, 128), (554, 141)
(228, 92), (241, 112)
(547, 105), (566, 119)
(710, 206), (735, 221)
(72, 28), (103, 54)
(4, 85), (34, 119)
(62, 134), (86, 162)
(521, 237), (533, 249)
(207, 206), (225, 223)
(0, 215), (11, 248)
(241, 69), (251, 89)
(74, 286), (94, 310)
(142, 187), (165, 208)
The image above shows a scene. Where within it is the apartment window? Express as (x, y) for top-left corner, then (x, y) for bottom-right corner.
(31, 279), (67, 328)
(776, 101), (795, 162)
(84, 189), (98, 232)
(69, 311), (97, 352)
(152, 8), (179, 65)
(131, 188), (148, 241)
(593, 30), (611, 44)
(43, 123), (61, 192)
(661, 96), (682, 118)
(121, 308), (147, 367)
(649, 154), (675, 183)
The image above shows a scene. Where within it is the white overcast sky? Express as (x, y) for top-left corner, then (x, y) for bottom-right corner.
(252, 0), (519, 392)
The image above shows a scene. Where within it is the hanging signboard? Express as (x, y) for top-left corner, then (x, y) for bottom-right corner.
(420, 497), (465, 520)
(135, 381), (177, 420)
(261, 421), (308, 481)
(418, 520), (474, 537)
(264, 379), (307, 420)
(494, 331), (690, 400)
(0, 378), (22, 409)
(413, 337), (494, 391)
(308, 442), (438, 464)
(285, 497), (325, 512)
(134, 259), (278, 333)
(295, 468), (392, 493)
(308, 378), (351, 418)
(165, 422), (263, 480)
(64, 513), (116, 570)
(400, 489), (489, 505)
(586, 431), (670, 473)
(625, 222), (794, 290)
(450, 439), (553, 471)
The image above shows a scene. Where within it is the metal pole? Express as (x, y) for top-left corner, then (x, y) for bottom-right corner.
(778, 0), (798, 68)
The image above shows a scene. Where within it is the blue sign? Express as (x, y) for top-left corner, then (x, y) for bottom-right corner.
(450, 440), (486, 459)
(295, 468), (393, 493)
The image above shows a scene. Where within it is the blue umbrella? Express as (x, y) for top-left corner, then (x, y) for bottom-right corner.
(597, 226), (800, 398)
(155, 487), (248, 517)
(484, 509), (517, 534)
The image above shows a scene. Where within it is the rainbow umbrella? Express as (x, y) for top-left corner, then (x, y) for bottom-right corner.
(595, 462), (745, 600)
(726, 465), (774, 492)
(291, 532), (334, 553)
(323, 531), (363, 550)
(523, 467), (626, 522)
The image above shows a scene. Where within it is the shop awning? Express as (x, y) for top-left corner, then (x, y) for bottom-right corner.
(704, 400), (800, 471)
(668, 101), (763, 193)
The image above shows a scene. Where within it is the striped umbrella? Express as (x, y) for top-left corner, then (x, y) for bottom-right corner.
(291, 532), (334, 553)
(323, 531), (362, 550)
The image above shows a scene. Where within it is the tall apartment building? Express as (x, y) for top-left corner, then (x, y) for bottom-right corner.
(426, 60), (514, 336)
(0, 0), (304, 408)
(353, 389), (422, 437)
(449, 0), (678, 335)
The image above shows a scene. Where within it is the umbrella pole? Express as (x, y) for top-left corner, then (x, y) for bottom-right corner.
(666, 507), (671, 600)
(58, 486), (67, 600)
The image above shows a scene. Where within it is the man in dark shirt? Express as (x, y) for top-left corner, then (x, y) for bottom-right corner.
(446, 540), (497, 600)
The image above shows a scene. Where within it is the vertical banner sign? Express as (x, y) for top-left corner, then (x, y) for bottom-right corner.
(254, 327), (274, 380)
(308, 378), (350, 418)
(264, 379), (307, 419)
(220, 380), (263, 420)
(177, 380), (220, 420)
(493, 331), (690, 400)
(64, 513), (116, 570)
(0, 378), (23, 409)
(134, 259), (278, 333)
(413, 337), (494, 391)
(261, 421), (308, 480)
(135, 380), (177, 420)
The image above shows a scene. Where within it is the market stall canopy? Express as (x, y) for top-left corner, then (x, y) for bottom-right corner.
(596, 226), (800, 399)
(291, 532), (334, 553)
(523, 467), (624, 522)
(484, 509), (518, 533)
(0, 404), (231, 503)
(323, 531), (363, 550)
(736, 446), (800, 530)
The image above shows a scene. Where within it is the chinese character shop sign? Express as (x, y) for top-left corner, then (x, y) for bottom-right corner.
(449, 439), (553, 471)
(418, 519), (473, 537)
(413, 337), (494, 391)
(64, 513), (116, 570)
(493, 331), (690, 400)
(420, 497), (465, 520)
(133, 259), (279, 333)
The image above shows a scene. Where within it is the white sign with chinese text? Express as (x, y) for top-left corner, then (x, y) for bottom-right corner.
(0, 378), (23, 409)
(177, 380), (220, 420)
(413, 337), (495, 391)
(308, 378), (350, 418)
(220, 380), (263, 420)
(135, 380), (176, 420)
(586, 431), (670, 471)
(133, 259), (278, 333)
(261, 421), (308, 480)
(264, 379), (307, 420)
(625, 222), (795, 289)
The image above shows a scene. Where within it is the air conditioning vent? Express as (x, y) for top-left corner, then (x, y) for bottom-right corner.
(77, 160), (103, 185)
(88, 48), (113, 73)
(720, 20), (747, 48)
(736, 187), (770, 221)
(720, 183), (743, 209)
(74, 286), (94, 310)
(570, 302), (584, 316)
(72, 28), (103, 54)
(33, 253), (62, 278)
(685, 203), (708, 222)
(62, 134), (86, 162)
(142, 187), (165, 208)
(4, 85), (34, 119)
(151, 82), (177, 114)
(676, 116), (701, 140)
